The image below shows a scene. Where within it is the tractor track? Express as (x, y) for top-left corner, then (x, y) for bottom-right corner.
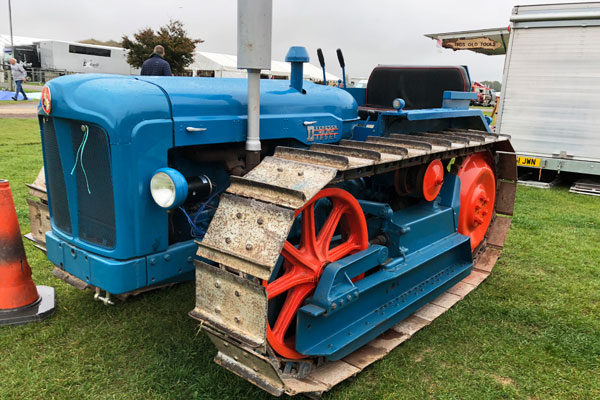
(190, 129), (517, 397)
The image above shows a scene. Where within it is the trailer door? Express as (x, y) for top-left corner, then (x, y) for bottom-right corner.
(498, 19), (600, 162)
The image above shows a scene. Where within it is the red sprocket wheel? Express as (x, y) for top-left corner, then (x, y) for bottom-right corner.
(456, 152), (496, 250)
(265, 188), (368, 359)
(420, 159), (445, 201)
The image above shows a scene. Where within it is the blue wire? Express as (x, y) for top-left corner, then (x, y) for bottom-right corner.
(179, 206), (205, 237)
(70, 125), (91, 194)
(192, 185), (226, 224)
(179, 185), (226, 238)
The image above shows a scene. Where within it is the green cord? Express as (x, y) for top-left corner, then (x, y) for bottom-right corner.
(70, 125), (91, 194)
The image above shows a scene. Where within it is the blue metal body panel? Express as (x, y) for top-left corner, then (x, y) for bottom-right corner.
(344, 87), (366, 106)
(46, 230), (147, 294)
(41, 117), (174, 260)
(404, 108), (487, 121)
(295, 174), (473, 360)
(46, 230), (195, 294)
(442, 92), (477, 109)
(136, 76), (358, 147)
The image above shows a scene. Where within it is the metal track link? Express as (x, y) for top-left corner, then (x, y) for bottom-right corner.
(191, 132), (517, 397)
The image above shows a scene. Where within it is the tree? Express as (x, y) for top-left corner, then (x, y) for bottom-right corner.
(121, 20), (202, 75)
(481, 80), (502, 92)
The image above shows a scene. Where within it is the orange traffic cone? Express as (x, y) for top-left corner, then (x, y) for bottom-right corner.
(0, 179), (55, 326)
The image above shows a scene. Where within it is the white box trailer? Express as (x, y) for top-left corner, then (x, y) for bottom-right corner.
(497, 2), (600, 175)
(38, 40), (139, 75)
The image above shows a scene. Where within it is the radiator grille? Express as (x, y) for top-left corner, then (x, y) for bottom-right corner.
(69, 121), (116, 248)
(41, 117), (72, 234)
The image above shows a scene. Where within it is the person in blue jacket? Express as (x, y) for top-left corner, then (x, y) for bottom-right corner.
(140, 45), (172, 76)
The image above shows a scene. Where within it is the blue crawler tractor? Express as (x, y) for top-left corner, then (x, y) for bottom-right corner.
(37, 45), (516, 395)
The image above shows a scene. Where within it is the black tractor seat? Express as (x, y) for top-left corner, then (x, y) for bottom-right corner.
(361, 65), (471, 113)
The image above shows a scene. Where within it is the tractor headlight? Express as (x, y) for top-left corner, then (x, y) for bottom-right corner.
(150, 168), (188, 209)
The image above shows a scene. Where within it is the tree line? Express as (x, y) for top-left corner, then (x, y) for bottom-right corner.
(481, 80), (502, 92)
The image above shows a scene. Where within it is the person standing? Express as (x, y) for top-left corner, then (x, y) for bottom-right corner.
(9, 58), (28, 101)
(140, 45), (172, 76)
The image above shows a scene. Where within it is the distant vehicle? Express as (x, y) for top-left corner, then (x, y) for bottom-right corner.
(351, 79), (368, 88)
(11, 44), (41, 69)
(489, 89), (497, 106)
(38, 41), (139, 75)
(471, 82), (493, 107)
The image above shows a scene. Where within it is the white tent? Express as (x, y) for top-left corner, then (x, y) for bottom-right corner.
(0, 34), (49, 48)
(1, 34), (48, 62)
(188, 51), (340, 83)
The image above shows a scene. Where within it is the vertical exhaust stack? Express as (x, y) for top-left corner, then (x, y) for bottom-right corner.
(237, 0), (272, 171)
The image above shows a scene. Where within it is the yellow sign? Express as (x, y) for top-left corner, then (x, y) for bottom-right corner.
(443, 37), (502, 51)
(516, 157), (541, 167)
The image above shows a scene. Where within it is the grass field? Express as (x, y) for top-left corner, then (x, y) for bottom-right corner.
(1, 119), (599, 400)
(0, 100), (38, 104)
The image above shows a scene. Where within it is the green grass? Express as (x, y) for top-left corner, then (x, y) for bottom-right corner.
(22, 82), (46, 87)
(470, 106), (494, 113)
(0, 99), (39, 104)
(1, 119), (599, 399)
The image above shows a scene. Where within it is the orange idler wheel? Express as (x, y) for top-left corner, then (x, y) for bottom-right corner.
(265, 188), (368, 359)
(421, 159), (445, 201)
(456, 152), (496, 250)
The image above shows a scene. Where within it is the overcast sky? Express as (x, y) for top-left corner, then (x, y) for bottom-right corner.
(0, 0), (586, 82)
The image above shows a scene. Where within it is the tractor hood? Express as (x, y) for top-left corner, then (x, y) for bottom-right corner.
(42, 74), (358, 146)
(40, 74), (172, 145)
(138, 76), (358, 147)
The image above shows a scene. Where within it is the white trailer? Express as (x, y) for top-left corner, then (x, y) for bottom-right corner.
(38, 40), (139, 75)
(427, 3), (600, 177)
(497, 2), (600, 175)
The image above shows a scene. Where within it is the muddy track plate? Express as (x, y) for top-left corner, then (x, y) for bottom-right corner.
(197, 194), (295, 280)
(190, 261), (268, 349)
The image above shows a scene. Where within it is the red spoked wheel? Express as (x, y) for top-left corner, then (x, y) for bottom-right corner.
(265, 188), (368, 359)
(456, 152), (496, 250)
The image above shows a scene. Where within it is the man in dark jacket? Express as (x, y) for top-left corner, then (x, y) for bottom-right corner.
(140, 45), (172, 76)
